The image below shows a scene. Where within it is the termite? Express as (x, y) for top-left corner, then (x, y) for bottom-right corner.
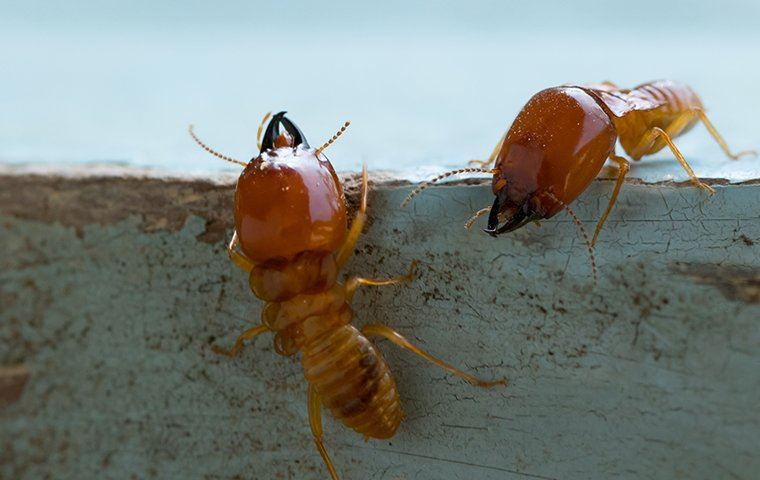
(189, 111), (505, 479)
(403, 80), (755, 277)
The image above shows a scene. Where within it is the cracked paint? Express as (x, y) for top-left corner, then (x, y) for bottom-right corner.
(1, 171), (759, 479)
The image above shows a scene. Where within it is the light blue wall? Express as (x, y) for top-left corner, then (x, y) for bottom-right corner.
(1, 0), (759, 178)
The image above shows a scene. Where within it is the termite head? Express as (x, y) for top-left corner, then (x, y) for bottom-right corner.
(484, 86), (616, 236)
(234, 112), (348, 263)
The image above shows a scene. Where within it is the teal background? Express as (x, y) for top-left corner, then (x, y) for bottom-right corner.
(1, 0), (759, 180)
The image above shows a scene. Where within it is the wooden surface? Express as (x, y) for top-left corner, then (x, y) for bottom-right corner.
(1, 170), (759, 479)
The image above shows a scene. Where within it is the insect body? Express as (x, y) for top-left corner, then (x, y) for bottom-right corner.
(190, 112), (505, 479)
(404, 80), (755, 250)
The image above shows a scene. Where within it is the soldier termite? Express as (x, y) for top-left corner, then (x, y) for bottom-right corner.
(403, 80), (756, 281)
(189, 112), (506, 479)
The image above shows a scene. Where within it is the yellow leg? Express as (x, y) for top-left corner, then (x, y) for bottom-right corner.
(345, 260), (417, 301)
(651, 127), (715, 194)
(464, 206), (492, 230)
(627, 111), (714, 194)
(211, 324), (269, 357)
(362, 324), (507, 388)
(335, 165), (368, 269)
(628, 110), (694, 160)
(592, 154), (630, 247)
(308, 385), (340, 480)
(694, 109), (756, 160)
(227, 231), (255, 273)
(468, 130), (507, 168)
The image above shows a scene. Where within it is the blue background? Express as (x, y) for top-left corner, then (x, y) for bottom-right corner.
(1, 0), (759, 180)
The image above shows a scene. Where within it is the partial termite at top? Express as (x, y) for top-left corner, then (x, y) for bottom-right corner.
(403, 80), (756, 274)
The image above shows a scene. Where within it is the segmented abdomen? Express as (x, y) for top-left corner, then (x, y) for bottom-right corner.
(628, 80), (703, 115)
(615, 81), (704, 158)
(302, 323), (402, 439)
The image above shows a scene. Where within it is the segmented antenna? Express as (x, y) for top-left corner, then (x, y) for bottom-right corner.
(464, 206), (491, 230)
(256, 111), (272, 151)
(544, 191), (597, 285)
(316, 121), (351, 155)
(401, 168), (498, 208)
(188, 125), (247, 167)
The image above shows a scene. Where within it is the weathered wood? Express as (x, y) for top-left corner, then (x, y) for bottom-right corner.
(1, 171), (758, 479)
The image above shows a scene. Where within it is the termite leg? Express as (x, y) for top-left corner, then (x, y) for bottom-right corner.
(361, 324), (507, 388)
(591, 154), (630, 247)
(464, 206), (492, 230)
(632, 123), (715, 195)
(345, 260), (418, 301)
(227, 231), (255, 273)
(694, 108), (756, 160)
(227, 231), (253, 273)
(468, 130), (507, 168)
(211, 324), (269, 357)
(308, 384), (340, 480)
(629, 110), (691, 160)
(335, 164), (368, 269)
(651, 127), (715, 195)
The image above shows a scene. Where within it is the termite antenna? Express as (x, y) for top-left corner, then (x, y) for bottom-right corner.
(401, 168), (499, 209)
(256, 112), (272, 151)
(465, 206), (492, 230)
(188, 125), (247, 167)
(544, 192), (597, 285)
(317, 121), (351, 156)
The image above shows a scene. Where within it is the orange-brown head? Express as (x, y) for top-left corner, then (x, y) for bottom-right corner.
(234, 112), (347, 262)
(485, 87), (617, 235)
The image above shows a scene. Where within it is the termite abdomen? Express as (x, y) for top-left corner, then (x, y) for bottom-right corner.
(302, 324), (402, 439)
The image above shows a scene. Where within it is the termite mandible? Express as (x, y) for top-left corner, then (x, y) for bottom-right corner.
(403, 80), (756, 279)
(189, 111), (506, 479)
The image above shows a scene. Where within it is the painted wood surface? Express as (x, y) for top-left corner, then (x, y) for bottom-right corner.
(1, 171), (758, 479)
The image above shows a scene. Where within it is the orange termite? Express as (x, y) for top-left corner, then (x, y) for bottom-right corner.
(189, 111), (505, 479)
(403, 80), (755, 270)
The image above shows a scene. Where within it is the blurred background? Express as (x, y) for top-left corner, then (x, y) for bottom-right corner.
(1, 0), (759, 180)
